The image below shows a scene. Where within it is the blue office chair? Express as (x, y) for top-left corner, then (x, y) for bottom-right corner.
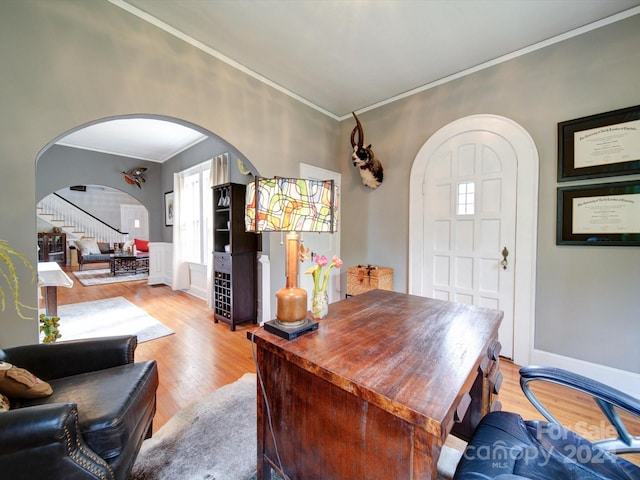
(454, 366), (640, 480)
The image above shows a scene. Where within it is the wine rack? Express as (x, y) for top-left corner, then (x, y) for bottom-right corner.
(212, 183), (258, 330)
(214, 271), (231, 320)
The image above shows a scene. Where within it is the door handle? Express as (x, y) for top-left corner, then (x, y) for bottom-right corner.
(500, 247), (509, 270)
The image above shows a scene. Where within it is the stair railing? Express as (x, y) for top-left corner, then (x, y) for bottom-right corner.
(37, 193), (129, 246)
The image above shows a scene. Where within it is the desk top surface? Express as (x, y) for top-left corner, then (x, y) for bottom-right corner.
(253, 289), (502, 435)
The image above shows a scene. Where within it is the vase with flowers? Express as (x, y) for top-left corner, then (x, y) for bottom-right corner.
(305, 254), (343, 319)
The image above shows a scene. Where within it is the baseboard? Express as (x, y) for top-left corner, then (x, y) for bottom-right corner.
(532, 349), (640, 397)
(148, 272), (171, 286)
(186, 284), (207, 301)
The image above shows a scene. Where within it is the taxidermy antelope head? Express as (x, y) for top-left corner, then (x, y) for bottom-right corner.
(350, 112), (383, 189)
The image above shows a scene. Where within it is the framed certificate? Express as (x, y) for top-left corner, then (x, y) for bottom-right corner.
(558, 105), (640, 181)
(557, 180), (640, 246)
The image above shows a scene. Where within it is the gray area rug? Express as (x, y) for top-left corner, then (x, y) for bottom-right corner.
(130, 373), (258, 480)
(128, 373), (462, 480)
(73, 268), (148, 286)
(48, 296), (173, 343)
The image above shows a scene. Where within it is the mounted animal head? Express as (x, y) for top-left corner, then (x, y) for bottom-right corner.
(350, 112), (374, 168)
(350, 112), (383, 189)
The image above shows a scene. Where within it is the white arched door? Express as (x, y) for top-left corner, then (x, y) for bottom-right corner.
(409, 115), (538, 364)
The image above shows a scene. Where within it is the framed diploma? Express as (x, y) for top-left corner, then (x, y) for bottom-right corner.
(558, 104), (640, 181)
(557, 180), (640, 246)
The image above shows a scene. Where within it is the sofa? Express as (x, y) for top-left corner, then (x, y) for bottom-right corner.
(75, 238), (150, 270)
(0, 335), (158, 480)
(75, 238), (114, 270)
(77, 244), (113, 269)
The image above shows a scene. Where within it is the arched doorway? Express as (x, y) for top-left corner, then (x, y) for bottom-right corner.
(409, 114), (539, 365)
(35, 114), (260, 317)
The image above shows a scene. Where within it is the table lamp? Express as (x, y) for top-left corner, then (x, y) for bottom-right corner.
(246, 177), (337, 339)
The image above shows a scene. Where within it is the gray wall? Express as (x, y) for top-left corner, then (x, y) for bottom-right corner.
(338, 14), (640, 373)
(1, 1), (638, 374)
(37, 145), (157, 234)
(160, 136), (259, 243)
(1, 0), (338, 346)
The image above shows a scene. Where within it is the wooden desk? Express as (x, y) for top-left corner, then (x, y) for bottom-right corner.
(252, 290), (503, 480)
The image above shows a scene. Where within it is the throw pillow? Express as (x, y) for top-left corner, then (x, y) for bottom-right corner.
(122, 240), (134, 253)
(134, 238), (149, 252)
(0, 393), (9, 412)
(0, 361), (53, 399)
(98, 242), (112, 254)
(74, 238), (101, 255)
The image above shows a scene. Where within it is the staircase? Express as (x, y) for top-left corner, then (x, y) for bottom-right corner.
(37, 193), (128, 246)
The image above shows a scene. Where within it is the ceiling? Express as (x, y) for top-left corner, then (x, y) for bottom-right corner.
(57, 118), (208, 163)
(116, 0), (640, 118)
(58, 0), (640, 162)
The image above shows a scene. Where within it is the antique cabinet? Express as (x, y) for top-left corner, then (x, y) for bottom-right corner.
(212, 183), (258, 330)
(252, 290), (503, 479)
(38, 232), (67, 266)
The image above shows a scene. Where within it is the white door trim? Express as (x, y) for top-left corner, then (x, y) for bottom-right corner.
(409, 114), (539, 366)
(299, 163), (342, 304)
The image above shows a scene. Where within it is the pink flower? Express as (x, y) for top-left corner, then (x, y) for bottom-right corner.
(305, 254), (344, 293)
(315, 255), (328, 267)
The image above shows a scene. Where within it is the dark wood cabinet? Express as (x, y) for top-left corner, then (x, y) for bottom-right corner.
(38, 232), (67, 266)
(213, 183), (258, 330)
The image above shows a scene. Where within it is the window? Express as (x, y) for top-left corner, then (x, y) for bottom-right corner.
(457, 181), (475, 215)
(179, 161), (212, 264)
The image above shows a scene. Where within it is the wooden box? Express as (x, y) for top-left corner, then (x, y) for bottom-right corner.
(346, 265), (393, 296)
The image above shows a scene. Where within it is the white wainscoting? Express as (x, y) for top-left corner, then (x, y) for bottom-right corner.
(147, 243), (206, 300)
(148, 242), (172, 286)
(186, 263), (208, 301)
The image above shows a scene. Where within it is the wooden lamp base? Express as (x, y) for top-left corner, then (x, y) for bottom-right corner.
(266, 232), (318, 339)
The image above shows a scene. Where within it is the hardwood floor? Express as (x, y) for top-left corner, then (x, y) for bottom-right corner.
(56, 266), (257, 432)
(56, 267), (638, 465)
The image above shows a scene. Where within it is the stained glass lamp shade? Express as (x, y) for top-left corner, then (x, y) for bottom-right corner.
(246, 177), (337, 326)
(245, 177), (337, 234)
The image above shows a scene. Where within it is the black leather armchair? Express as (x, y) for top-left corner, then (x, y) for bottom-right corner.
(454, 366), (640, 479)
(0, 335), (158, 480)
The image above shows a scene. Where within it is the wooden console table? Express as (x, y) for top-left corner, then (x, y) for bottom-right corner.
(251, 290), (503, 479)
(38, 262), (73, 316)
